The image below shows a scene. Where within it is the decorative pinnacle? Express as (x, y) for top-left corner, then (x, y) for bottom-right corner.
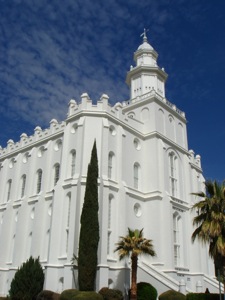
(140, 28), (149, 43)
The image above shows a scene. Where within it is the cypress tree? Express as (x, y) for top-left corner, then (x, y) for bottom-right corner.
(78, 141), (99, 291)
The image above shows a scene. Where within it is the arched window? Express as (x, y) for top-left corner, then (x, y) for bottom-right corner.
(158, 109), (165, 134)
(7, 179), (12, 201)
(71, 150), (76, 177)
(169, 153), (177, 197)
(107, 194), (113, 255)
(37, 146), (45, 158)
(60, 193), (71, 257)
(21, 175), (26, 198)
(27, 206), (35, 258)
(36, 169), (42, 194)
(173, 212), (183, 266)
(178, 123), (184, 147)
(133, 163), (140, 189)
(54, 164), (60, 185)
(54, 139), (62, 151)
(167, 115), (175, 141)
(141, 107), (149, 122)
(108, 152), (115, 179)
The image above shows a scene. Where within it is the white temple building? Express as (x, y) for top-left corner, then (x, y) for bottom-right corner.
(0, 32), (220, 296)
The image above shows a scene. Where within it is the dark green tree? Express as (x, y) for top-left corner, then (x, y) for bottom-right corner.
(9, 256), (44, 300)
(78, 141), (99, 291)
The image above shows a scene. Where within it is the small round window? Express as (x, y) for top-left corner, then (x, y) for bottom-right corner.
(15, 212), (18, 222)
(109, 125), (116, 136)
(54, 139), (62, 151)
(48, 204), (52, 216)
(9, 159), (14, 169)
(38, 146), (45, 157)
(133, 138), (141, 150)
(134, 203), (142, 217)
(23, 152), (29, 163)
(71, 123), (78, 134)
(31, 208), (35, 220)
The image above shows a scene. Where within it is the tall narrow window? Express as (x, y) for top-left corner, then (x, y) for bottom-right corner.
(173, 212), (183, 266)
(41, 203), (52, 261)
(134, 163), (140, 189)
(60, 193), (71, 257)
(71, 150), (76, 177)
(54, 164), (60, 185)
(26, 207), (35, 259)
(37, 169), (42, 194)
(8, 210), (18, 263)
(21, 175), (26, 198)
(173, 214), (179, 266)
(108, 196), (112, 229)
(169, 153), (177, 197)
(7, 179), (12, 201)
(107, 195), (112, 255)
(108, 152), (115, 179)
(66, 195), (71, 254)
(108, 153), (113, 179)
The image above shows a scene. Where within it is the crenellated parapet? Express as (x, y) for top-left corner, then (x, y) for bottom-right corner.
(0, 93), (131, 158)
(0, 90), (188, 159)
(189, 149), (202, 169)
(67, 93), (113, 118)
(66, 93), (145, 131)
(122, 89), (186, 119)
(0, 119), (65, 158)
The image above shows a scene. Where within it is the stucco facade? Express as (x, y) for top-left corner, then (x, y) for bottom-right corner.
(0, 33), (219, 296)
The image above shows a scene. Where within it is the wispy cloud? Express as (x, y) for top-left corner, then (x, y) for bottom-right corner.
(0, 0), (225, 182)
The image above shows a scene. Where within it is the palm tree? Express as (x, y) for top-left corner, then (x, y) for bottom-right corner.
(114, 228), (156, 300)
(191, 180), (225, 291)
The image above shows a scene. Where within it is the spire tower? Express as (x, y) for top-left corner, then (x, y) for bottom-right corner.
(126, 30), (168, 100)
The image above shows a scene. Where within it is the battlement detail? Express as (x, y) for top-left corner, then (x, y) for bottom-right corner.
(0, 120), (65, 158)
(0, 91), (187, 158)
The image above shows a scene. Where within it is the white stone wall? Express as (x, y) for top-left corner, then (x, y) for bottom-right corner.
(0, 37), (219, 296)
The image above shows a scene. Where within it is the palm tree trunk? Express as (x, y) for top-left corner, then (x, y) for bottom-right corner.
(130, 253), (138, 300)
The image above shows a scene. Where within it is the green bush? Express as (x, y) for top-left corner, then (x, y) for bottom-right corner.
(59, 289), (79, 300)
(137, 282), (157, 300)
(186, 293), (220, 300)
(159, 290), (185, 300)
(73, 291), (103, 299)
(8, 256), (44, 300)
(60, 290), (103, 300)
(98, 287), (123, 299)
(37, 290), (60, 300)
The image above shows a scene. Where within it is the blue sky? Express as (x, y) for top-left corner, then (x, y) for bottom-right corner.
(0, 0), (224, 182)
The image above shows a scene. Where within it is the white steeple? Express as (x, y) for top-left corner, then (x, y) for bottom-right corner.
(126, 29), (168, 99)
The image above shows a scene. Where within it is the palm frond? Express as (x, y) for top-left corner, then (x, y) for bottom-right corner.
(191, 180), (225, 260)
(114, 228), (156, 260)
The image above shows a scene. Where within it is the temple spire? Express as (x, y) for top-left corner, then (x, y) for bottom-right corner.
(126, 30), (168, 99)
(140, 28), (149, 43)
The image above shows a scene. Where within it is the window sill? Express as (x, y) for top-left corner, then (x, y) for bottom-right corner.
(58, 256), (67, 260)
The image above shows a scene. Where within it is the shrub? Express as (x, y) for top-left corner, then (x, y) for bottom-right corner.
(99, 287), (123, 299)
(159, 290), (185, 300)
(73, 291), (103, 299)
(37, 290), (60, 300)
(8, 256), (44, 300)
(186, 293), (220, 300)
(137, 282), (157, 300)
(59, 289), (79, 300)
